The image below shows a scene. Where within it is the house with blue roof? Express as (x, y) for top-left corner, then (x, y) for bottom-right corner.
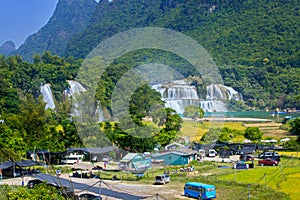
(152, 149), (197, 166)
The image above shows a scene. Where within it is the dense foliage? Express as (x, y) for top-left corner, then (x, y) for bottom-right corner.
(65, 0), (300, 110)
(200, 127), (243, 143)
(0, 51), (185, 158)
(104, 107), (182, 152)
(0, 183), (67, 200)
(0, 53), (83, 159)
(290, 118), (300, 143)
(0, 0), (299, 160)
(244, 127), (263, 142)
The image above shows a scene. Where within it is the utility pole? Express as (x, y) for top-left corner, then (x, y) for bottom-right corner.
(99, 179), (102, 197)
(248, 184), (250, 200)
(264, 173), (267, 188)
(234, 169), (237, 182)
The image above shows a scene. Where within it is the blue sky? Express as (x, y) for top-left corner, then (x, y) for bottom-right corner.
(0, 0), (58, 48)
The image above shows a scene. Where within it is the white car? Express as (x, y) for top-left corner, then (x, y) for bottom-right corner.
(259, 152), (279, 158)
(208, 149), (217, 157)
(155, 174), (170, 184)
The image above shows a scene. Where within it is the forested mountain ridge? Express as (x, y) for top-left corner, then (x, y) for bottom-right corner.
(66, 0), (299, 68)
(11, 0), (96, 61)
(65, 0), (299, 110)
(1, 0), (299, 111)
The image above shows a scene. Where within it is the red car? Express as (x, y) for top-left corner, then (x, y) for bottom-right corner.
(258, 158), (279, 166)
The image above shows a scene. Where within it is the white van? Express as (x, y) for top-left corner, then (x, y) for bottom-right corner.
(208, 149), (217, 157)
(61, 154), (84, 164)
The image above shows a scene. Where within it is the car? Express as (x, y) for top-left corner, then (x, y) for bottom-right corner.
(154, 174), (170, 184)
(208, 149), (217, 157)
(79, 193), (102, 200)
(240, 154), (254, 161)
(259, 152), (280, 161)
(27, 179), (43, 189)
(102, 156), (110, 162)
(258, 158), (279, 166)
(259, 151), (279, 158)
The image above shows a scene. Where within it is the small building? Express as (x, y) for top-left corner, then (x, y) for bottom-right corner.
(119, 153), (150, 171)
(152, 149), (197, 166)
(165, 142), (185, 150)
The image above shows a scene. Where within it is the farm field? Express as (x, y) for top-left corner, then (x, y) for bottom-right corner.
(219, 157), (300, 200)
(180, 120), (294, 143)
(180, 121), (246, 142)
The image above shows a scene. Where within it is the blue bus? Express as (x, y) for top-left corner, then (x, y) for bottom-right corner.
(184, 182), (216, 200)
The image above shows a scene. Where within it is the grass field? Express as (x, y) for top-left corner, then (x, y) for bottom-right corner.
(219, 157), (300, 200)
(279, 152), (300, 158)
(180, 121), (246, 142)
(180, 120), (294, 143)
(96, 158), (299, 199)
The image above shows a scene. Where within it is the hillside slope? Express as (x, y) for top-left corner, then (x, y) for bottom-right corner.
(66, 0), (299, 67)
(12, 0), (96, 61)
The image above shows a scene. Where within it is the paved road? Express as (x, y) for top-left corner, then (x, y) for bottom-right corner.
(32, 173), (147, 200)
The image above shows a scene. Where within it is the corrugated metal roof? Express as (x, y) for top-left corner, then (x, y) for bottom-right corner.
(152, 151), (189, 158)
(120, 153), (139, 162)
(67, 146), (116, 154)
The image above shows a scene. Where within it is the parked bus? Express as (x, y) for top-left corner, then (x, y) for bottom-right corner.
(61, 154), (84, 164)
(184, 182), (216, 200)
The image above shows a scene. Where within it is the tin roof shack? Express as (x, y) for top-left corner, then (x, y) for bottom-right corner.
(152, 149), (197, 166)
(119, 153), (150, 171)
(165, 142), (185, 150)
(0, 160), (44, 178)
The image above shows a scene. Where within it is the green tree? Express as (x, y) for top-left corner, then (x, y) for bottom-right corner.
(155, 108), (182, 147)
(18, 95), (47, 150)
(290, 118), (300, 143)
(201, 128), (221, 143)
(2, 183), (66, 200)
(183, 105), (204, 119)
(129, 84), (164, 122)
(244, 127), (263, 142)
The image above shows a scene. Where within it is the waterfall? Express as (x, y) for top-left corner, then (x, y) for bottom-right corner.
(64, 80), (86, 97)
(200, 100), (226, 112)
(40, 84), (55, 110)
(207, 84), (242, 101)
(152, 80), (242, 114)
(65, 80), (104, 122)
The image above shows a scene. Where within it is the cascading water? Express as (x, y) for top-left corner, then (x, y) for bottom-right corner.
(65, 80), (86, 96)
(152, 80), (242, 114)
(65, 80), (104, 122)
(153, 80), (201, 114)
(207, 84), (242, 101)
(40, 84), (55, 110)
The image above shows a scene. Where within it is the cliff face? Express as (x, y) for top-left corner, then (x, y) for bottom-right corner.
(0, 41), (16, 56)
(13, 0), (97, 61)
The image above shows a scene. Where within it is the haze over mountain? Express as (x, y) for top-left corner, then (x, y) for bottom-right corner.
(0, 41), (16, 56)
(12, 0), (97, 61)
